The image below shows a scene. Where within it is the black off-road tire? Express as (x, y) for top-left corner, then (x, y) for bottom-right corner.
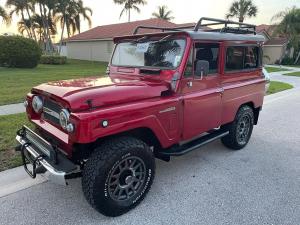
(221, 105), (254, 150)
(82, 136), (155, 217)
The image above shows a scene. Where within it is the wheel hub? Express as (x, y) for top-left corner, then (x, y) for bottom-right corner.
(107, 156), (146, 202)
(125, 175), (134, 185)
(237, 115), (251, 145)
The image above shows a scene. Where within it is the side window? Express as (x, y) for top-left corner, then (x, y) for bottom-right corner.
(245, 46), (259, 69)
(225, 46), (245, 71)
(226, 46), (261, 72)
(184, 49), (193, 77)
(194, 43), (220, 76)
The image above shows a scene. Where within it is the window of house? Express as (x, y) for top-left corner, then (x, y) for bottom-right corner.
(107, 42), (113, 53)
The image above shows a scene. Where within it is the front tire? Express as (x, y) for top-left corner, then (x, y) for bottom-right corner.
(221, 105), (254, 150)
(82, 137), (155, 217)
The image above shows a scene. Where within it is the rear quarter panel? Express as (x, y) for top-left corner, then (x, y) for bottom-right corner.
(220, 70), (265, 124)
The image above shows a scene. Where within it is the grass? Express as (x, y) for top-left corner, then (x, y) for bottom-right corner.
(0, 59), (107, 106)
(264, 66), (289, 73)
(0, 113), (33, 172)
(286, 65), (300, 68)
(267, 81), (293, 95)
(284, 71), (300, 77)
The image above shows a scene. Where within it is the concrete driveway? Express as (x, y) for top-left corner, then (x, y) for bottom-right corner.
(0, 90), (300, 225)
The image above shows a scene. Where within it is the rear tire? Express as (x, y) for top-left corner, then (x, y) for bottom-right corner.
(82, 136), (155, 217)
(221, 105), (254, 150)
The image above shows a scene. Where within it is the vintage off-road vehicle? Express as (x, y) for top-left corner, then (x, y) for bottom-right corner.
(16, 18), (266, 217)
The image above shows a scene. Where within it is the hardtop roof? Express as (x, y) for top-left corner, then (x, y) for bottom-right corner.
(113, 30), (265, 43)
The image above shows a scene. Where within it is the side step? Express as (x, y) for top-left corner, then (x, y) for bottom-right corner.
(159, 130), (229, 156)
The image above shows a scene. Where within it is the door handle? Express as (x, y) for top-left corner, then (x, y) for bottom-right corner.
(216, 87), (224, 94)
(187, 81), (193, 88)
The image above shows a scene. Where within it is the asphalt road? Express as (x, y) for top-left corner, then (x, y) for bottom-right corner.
(0, 89), (300, 225)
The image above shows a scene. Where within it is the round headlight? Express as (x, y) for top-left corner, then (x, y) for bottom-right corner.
(59, 109), (70, 130)
(32, 96), (43, 113)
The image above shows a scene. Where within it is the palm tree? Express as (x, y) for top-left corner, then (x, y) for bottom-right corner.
(54, 0), (92, 53)
(152, 5), (174, 21)
(226, 0), (258, 23)
(0, 6), (11, 25)
(113, 0), (147, 22)
(74, 0), (92, 33)
(6, 0), (34, 38)
(272, 7), (300, 64)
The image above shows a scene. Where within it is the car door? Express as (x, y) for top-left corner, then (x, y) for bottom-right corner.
(180, 42), (223, 141)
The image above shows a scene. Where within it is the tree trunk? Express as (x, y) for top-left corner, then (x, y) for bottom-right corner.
(128, 8), (130, 22)
(39, 3), (49, 52)
(59, 16), (66, 54)
(25, 6), (37, 42)
(21, 11), (32, 38)
(294, 50), (300, 65)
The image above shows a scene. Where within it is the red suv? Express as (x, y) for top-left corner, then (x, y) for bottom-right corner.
(16, 18), (266, 217)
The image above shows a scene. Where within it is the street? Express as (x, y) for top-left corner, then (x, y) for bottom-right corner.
(0, 88), (300, 225)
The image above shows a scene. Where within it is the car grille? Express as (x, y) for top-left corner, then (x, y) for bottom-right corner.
(43, 99), (62, 126)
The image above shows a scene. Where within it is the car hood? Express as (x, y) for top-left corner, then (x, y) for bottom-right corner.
(32, 76), (170, 111)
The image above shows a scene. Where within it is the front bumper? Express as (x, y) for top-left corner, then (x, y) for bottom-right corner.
(16, 126), (78, 185)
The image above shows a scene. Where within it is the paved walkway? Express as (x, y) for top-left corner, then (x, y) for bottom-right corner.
(0, 66), (299, 116)
(0, 103), (25, 116)
(265, 64), (300, 88)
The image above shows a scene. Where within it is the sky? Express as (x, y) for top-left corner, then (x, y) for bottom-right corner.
(0, 0), (300, 37)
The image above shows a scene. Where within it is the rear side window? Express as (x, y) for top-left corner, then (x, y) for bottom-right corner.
(225, 46), (260, 72)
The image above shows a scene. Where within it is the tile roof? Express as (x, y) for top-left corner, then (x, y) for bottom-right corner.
(67, 18), (180, 41)
(67, 19), (286, 46)
(265, 37), (288, 46)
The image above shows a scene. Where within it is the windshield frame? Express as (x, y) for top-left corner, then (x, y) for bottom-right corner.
(110, 37), (187, 70)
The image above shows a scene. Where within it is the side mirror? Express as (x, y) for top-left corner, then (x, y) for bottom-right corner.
(195, 60), (209, 79)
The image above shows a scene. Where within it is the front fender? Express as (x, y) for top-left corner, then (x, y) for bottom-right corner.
(70, 97), (181, 148)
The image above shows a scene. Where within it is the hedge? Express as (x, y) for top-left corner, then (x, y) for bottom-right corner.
(40, 55), (67, 65)
(0, 35), (41, 68)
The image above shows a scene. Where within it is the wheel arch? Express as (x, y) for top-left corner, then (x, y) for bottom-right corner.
(72, 127), (162, 161)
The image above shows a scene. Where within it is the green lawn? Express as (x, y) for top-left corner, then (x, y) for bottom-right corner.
(0, 113), (33, 171)
(284, 71), (300, 77)
(267, 81), (293, 95)
(264, 66), (289, 73)
(0, 59), (107, 106)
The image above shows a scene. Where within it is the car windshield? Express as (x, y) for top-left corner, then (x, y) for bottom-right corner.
(111, 39), (186, 69)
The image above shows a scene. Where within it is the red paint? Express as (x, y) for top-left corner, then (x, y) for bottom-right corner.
(25, 33), (265, 157)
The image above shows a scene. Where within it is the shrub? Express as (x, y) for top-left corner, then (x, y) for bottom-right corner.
(281, 56), (294, 65)
(40, 55), (67, 65)
(0, 35), (41, 68)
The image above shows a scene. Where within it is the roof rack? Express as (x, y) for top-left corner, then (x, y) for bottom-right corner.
(133, 25), (195, 35)
(132, 17), (256, 35)
(194, 17), (256, 34)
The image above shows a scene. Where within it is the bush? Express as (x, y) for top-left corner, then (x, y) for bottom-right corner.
(0, 35), (41, 68)
(40, 55), (67, 65)
(281, 56), (294, 65)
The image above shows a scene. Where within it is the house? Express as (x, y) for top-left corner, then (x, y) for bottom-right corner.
(66, 18), (185, 62)
(256, 24), (290, 64)
(66, 19), (289, 64)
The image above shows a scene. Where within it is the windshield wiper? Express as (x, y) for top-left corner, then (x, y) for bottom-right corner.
(129, 36), (150, 43)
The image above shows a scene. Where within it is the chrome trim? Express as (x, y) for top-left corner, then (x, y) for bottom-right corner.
(16, 135), (67, 186)
(159, 107), (176, 114)
(43, 107), (60, 119)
